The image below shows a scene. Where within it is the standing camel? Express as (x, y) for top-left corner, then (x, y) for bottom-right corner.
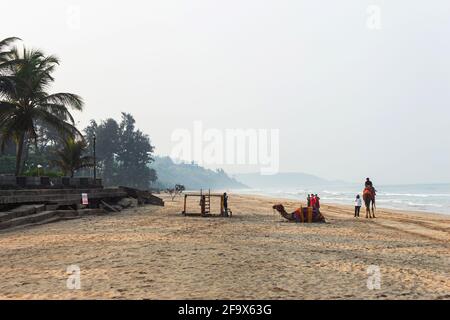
(362, 188), (376, 218)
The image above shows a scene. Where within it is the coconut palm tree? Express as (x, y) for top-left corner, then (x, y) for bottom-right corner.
(0, 37), (21, 102)
(0, 40), (83, 175)
(52, 136), (93, 178)
(0, 37), (20, 66)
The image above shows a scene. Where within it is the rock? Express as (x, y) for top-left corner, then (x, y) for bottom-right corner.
(117, 197), (138, 209)
(117, 198), (132, 208)
(113, 205), (123, 212)
(100, 201), (120, 212)
(129, 198), (138, 208)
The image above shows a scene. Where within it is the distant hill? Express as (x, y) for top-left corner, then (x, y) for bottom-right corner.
(233, 172), (335, 189)
(150, 156), (247, 190)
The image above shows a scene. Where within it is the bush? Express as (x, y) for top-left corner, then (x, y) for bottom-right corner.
(23, 167), (63, 177)
(0, 156), (16, 174)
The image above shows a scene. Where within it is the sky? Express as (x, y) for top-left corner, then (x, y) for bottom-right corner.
(2, 0), (450, 184)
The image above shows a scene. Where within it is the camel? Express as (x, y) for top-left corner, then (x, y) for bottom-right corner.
(272, 204), (326, 223)
(362, 187), (376, 218)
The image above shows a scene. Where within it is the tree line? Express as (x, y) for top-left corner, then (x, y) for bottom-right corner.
(0, 37), (156, 189)
(84, 113), (157, 189)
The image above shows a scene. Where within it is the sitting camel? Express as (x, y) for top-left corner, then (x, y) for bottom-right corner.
(272, 204), (326, 223)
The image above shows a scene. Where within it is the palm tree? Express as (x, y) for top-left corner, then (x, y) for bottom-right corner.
(0, 37), (21, 103)
(0, 37), (21, 67)
(52, 136), (93, 178)
(0, 39), (83, 175)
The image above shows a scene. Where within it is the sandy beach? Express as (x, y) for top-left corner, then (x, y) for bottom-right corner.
(0, 193), (449, 300)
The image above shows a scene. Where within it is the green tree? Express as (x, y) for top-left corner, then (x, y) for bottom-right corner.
(0, 40), (83, 175)
(52, 136), (93, 177)
(0, 37), (21, 95)
(0, 37), (21, 167)
(84, 113), (157, 189)
(84, 118), (120, 186)
(116, 113), (156, 189)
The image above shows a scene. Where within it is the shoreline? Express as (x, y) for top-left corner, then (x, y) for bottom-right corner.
(230, 189), (450, 217)
(233, 192), (450, 243)
(0, 192), (449, 299)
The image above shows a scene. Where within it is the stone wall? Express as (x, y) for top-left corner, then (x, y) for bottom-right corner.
(0, 175), (103, 189)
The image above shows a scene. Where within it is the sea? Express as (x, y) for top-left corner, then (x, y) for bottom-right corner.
(234, 183), (450, 215)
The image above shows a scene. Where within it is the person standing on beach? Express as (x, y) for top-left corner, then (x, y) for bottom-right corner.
(355, 194), (362, 217)
(307, 194), (311, 207)
(223, 192), (228, 214)
(310, 194), (316, 208)
(315, 194), (320, 209)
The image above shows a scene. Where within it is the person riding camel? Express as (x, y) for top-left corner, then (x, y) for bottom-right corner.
(365, 178), (377, 196)
(363, 178), (377, 218)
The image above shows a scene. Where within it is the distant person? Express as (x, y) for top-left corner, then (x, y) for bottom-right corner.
(315, 194), (320, 209)
(223, 192), (228, 215)
(307, 194), (311, 207)
(355, 194), (362, 217)
(310, 194), (316, 208)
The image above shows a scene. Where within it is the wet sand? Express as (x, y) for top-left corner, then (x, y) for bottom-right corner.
(0, 193), (449, 299)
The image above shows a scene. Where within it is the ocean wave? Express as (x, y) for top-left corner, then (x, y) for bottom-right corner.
(234, 187), (450, 214)
(379, 193), (450, 198)
(405, 202), (444, 208)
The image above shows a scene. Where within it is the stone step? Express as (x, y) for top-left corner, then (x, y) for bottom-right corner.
(0, 204), (46, 222)
(46, 204), (60, 211)
(0, 212), (13, 223)
(0, 210), (72, 230)
(0, 215), (83, 233)
(0, 209), (108, 231)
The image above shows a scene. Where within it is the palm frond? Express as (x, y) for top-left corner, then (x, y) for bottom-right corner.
(0, 37), (21, 63)
(37, 93), (83, 111)
(0, 37), (21, 50)
(37, 103), (76, 124)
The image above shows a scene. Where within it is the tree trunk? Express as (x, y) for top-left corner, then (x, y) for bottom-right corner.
(21, 137), (30, 174)
(15, 133), (25, 176)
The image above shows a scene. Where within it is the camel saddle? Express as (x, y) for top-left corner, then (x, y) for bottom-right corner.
(363, 187), (376, 198)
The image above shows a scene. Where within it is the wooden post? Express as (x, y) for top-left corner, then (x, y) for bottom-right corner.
(307, 207), (313, 223)
(183, 194), (187, 214)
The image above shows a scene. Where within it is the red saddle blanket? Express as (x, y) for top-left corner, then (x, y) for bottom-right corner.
(363, 187), (375, 198)
(293, 207), (321, 223)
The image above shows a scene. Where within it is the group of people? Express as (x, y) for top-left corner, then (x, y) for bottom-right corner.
(304, 178), (375, 217)
(354, 177), (376, 217)
(307, 194), (321, 209)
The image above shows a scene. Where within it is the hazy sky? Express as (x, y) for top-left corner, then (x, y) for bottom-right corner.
(3, 0), (450, 184)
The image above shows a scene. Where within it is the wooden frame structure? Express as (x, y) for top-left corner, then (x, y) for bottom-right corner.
(182, 189), (231, 217)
